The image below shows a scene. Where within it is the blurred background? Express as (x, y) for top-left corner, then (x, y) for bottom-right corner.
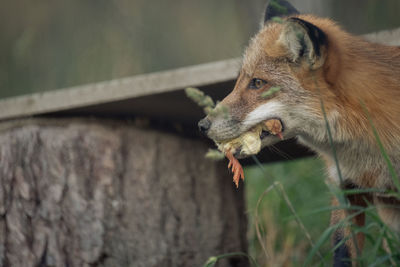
(1, 0), (400, 98)
(2, 0), (400, 265)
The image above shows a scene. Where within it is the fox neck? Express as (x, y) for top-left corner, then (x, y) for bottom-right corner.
(297, 127), (382, 186)
(295, 107), (400, 189)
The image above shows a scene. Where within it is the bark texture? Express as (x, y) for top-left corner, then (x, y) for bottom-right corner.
(0, 119), (247, 267)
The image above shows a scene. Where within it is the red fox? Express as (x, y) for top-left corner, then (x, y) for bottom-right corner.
(198, 0), (400, 266)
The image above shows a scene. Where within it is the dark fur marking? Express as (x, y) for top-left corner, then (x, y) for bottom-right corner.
(288, 17), (327, 57)
(264, 0), (299, 23)
(333, 231), (351, 267)
(340, 179), (358, 190)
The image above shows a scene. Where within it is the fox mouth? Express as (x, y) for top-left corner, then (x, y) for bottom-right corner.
(216, 118), (285, 158)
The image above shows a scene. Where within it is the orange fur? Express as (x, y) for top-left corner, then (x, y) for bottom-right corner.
(202, 13), (400, 264)
(296, 15), (400, 147)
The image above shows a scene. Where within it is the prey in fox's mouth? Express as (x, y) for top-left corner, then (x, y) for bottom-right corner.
(215, 118), (284, 159)
(206, 118), (284, 188)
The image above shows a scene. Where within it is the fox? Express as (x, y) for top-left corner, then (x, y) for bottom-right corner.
(198, 0), (400, 266)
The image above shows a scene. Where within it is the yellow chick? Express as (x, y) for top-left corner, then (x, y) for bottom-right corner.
(217, 119), (283, 156)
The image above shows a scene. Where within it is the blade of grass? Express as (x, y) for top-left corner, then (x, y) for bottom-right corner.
(312, 75), (366, 260)
(275, 182), (324, 262)
(359, 100), (400, 193)
(254, 181), (325, 263)
(202, 252), (260, 267)
(254, 183), (276, 260)
(313, 76), (345, 191)
(371, 227), (386, 260)
(369, 255), (392, 267)
(303, 226), (336, 267)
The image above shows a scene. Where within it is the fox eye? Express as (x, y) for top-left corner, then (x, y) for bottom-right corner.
(249, 78), (267, 89)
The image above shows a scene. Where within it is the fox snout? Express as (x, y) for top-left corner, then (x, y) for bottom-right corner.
(198, 118), (211, 135)
(198, 112), (243, 142)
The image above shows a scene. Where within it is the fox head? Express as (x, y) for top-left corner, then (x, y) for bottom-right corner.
(198, 1), (342, 156)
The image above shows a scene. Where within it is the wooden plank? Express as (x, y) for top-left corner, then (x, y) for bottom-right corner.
(0, 59), (240, 121)
(364, 27), (400, 46)
(0, 27), (398, 122)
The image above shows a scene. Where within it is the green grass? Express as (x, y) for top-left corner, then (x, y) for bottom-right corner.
(245, 157), (331, 266)
(244, 156), (400, 266)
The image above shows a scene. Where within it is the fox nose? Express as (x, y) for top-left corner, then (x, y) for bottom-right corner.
(198, 118), (211, 135)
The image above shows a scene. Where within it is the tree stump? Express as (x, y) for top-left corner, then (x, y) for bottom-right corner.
(0, 119), (248, 267)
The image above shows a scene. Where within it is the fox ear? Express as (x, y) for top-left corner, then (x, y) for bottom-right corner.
(263, 0), (299, 24)
(279, 17), (327, 69)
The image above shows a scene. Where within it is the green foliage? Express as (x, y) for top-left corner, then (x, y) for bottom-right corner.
(245, 155), (400, 266)
(245, 157), (330, 266)
(185, 87), (215, 109)
(202, 252), (259, 267)
(360, 101), (400, 193)
(204, 149), (225, 161)
(185, 87), (229, 118)
(269, 0), (288, 15)
(270, 17), (284, 24)
(261, 86), (281, 98)
(203, 256), (218, 267)
(207, 101), (229, 118)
